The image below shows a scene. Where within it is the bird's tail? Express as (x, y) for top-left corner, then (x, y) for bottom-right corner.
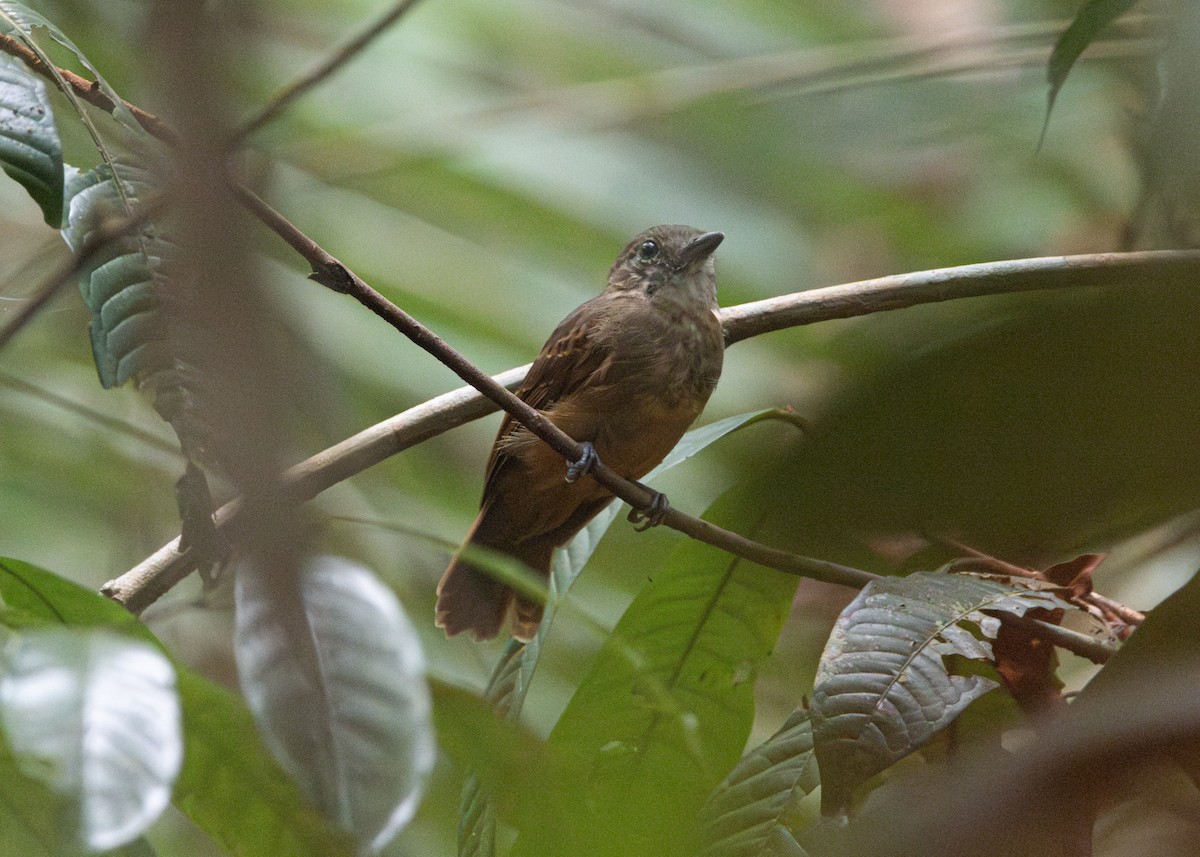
(435, 516), (553, 642)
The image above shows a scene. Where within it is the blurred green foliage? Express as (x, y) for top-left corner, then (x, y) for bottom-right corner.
(2, 0), (1197, 854)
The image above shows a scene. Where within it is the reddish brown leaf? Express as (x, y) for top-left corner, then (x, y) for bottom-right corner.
(1042, 553), (1106, 598)
(992, 609), (1067, 717)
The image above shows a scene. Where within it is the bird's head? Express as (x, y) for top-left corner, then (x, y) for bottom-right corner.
(606, 225), (724, 308)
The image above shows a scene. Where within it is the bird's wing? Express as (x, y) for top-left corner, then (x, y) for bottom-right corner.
(482, 295), (617, 496)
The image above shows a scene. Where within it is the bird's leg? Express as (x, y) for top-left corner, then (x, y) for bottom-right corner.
(628, 486), (670, 532)
(565, 441), (598, 484)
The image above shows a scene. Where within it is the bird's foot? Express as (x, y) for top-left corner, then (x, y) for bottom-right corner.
(565, 441), (598, 484)
(628, 488), (670, 531)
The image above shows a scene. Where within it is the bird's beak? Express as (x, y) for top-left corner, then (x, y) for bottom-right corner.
(679, 231), (724, 266)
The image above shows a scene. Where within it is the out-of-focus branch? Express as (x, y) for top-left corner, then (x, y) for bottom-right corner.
(231, 0), (426, 145)
(0, 204), (156, 349)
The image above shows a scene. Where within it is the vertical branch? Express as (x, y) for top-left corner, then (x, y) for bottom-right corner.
(143, 0), (303, 569)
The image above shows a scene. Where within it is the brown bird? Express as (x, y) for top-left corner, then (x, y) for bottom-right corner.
(436, 225), (726, 641)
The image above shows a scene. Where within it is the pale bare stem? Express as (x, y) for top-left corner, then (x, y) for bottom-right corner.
(231, 0), (426, 145)
(720, 251), (1200, 345)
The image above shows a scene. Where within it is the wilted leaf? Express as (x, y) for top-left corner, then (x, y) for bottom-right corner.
(234, 555), (436, 854)
(0, 55), (62, 225)
(810, 571), (1073, 814)
(990, 612), (1065, 716)
(699, 708), (817, 857)
(0, 628), (182, 851)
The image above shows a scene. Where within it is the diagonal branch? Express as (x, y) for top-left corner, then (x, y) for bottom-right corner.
(0, 203), (158, 350)
(0, 32), (176, 143)
(231, 0), (426, 145)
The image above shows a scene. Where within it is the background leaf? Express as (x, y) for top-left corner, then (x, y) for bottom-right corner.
(810, 571), (1073, 815)
(0, 55), (62, 226)
(0, 628), (182, 851)
(1044, 0), (1139, 126)
(519, 481), (799, 857)
(699, 708), (817, 857)
(234, 555), (436, 853)
(0, 557), (354, 857)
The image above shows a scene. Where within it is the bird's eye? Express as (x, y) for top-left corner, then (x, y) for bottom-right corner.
(636, 240), (660, 261)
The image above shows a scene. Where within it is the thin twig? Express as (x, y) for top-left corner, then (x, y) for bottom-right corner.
(0, 205), (156, 350)
(231, 0), (426, 145)
(0, 370), (177, 454)
(0, 32), (176, 144)
(939, 540), (1148, 631)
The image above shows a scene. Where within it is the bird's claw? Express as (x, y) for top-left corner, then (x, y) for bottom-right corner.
(628, 490), (669, 531)
(565, 441), (598, 483)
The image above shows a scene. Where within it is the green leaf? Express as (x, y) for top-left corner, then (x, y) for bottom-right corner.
(429, 677), (544, 854)
(456, 640), (523, 857)
(461, 410), (799, 857)
(0, 742), (69, 856)
(0, 629), (182, 851)
(0, 556), (152, 631)
(698, 709), (817, 857)
(174, 671), (357, 857)
(0, 55), (62, 226)
(520, 483), (799, 857)
(62, 161), (218, 551)
(62, 162), (170, 389)
(517, 408), (799, 723)
(1043, 0), (1138, 135)
(810, 571), (1073, 815)
(0, 558), (355, 857)
(234, 556), (436, 854)
(0, 1), (139, 133)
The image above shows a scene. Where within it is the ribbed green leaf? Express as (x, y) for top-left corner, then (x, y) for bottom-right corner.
(0, 56), (62, 226)
(62, 162), (218, 551)
(518, 484), (798, 857)
(457, 640), (523, 857)
(699, 709), (816, 857)
(62, 162), (170, 389)
(0, 557), (355, 857)
(810, 571), (1073, 815)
